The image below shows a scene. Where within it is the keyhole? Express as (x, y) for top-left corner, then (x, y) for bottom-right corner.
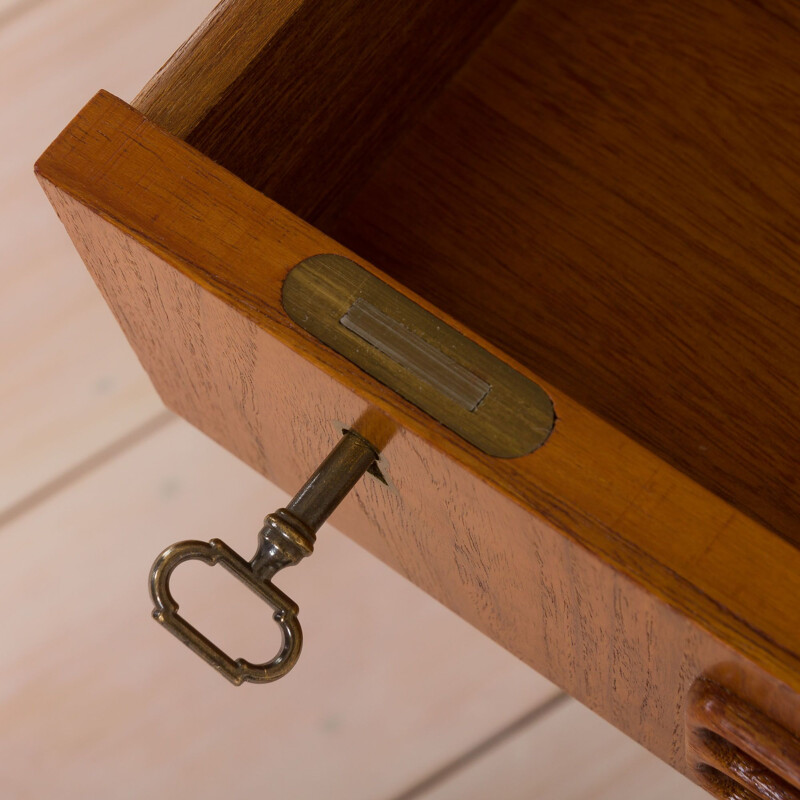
(340, 426), (389, 486)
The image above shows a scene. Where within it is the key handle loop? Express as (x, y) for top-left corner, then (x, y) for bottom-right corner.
(149, 538), (302, 686)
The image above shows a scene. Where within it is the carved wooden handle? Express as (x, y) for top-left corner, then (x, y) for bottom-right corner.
(687, 679), (800, 800)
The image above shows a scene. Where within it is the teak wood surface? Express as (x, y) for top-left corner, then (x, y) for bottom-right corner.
(135, 0), (511, 226)
(133, 0), (800, 550)
(330, 0), (800, 547)
(688, 680), (800, 798)
(36, 91), (800, 793)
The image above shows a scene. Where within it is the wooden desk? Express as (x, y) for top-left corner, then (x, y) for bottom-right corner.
(36, 1), (800, 795)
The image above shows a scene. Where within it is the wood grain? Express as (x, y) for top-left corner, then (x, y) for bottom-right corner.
(133, 0), (302, 138)
(35, 93), (800, 787)
(133, 0), (512, 225)
(688, 679), (800, 799)
(0, 418), (559, 799)
(331, 0), (800, 545)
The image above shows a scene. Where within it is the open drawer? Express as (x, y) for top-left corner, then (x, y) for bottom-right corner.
(35, 0), (800, 795)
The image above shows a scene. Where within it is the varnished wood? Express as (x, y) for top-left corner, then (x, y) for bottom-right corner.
(35, 93), (800, 789)
(330, 0), (800, 545)
(688, 679), (800, 799)
(134, 0), (511, 225)
(134, 0), (301, 138)
(135, 0), (800, 544)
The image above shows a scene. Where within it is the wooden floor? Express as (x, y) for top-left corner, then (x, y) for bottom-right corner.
(1, 0), (709, 796)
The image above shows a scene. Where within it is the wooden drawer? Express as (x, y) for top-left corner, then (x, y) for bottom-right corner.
(36, 0), (800, 795)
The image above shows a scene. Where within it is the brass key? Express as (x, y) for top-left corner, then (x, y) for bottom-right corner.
(149, 429), (379, 685)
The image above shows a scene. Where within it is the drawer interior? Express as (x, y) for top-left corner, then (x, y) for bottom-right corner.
(135, 0), (800, 546)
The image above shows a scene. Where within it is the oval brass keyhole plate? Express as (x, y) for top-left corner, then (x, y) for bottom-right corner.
(283, 255), (555, 458)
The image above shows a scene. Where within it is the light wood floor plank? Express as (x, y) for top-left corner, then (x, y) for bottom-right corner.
(408, 698), (708, 800)
(0, 0), (216, 513)
(0, 420), (559, 799)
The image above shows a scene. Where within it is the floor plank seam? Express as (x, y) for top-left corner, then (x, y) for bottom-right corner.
(0, 409), (174, 531)
(387, 692), (570, 800)
(0, 0), (54, 29)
